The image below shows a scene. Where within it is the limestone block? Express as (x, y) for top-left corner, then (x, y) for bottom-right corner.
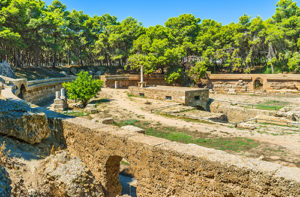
(101, 118), (114, 124)
(0, 99), (51, 144)
(237, 122), (256, 130)
(85, 108), (98, 114)
(38, 151), (104, 197)
(121, 125), (145, 134)
(255, 115), (292, 126)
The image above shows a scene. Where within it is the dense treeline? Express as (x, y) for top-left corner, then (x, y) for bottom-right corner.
(0, 0), (299, 83)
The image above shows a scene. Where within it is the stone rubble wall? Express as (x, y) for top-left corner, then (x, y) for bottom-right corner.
(0, 76), (75, 105)
(62, 117), (300, 197)
(210, 101), (275, 123)
(100, 74), (167, 88)
(208, 74), (300, 94)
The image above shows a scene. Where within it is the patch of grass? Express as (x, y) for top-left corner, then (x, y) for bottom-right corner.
(114, 119), (140, 127)
(254, 104), (284, 111)
(196, 137), (259, 152)
(246, 100), (289, 111)
(115, 119), (258, 152)
(120, 160), (130, 166)
(63, 111), (90, 117)
(127, 93), (135, 97)
(160, 113), (215, 124)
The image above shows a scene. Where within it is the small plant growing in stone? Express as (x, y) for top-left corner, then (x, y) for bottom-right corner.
(63, 71), (103, 107)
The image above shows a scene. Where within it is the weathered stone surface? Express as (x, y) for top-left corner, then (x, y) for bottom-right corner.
(276, 106), (300, 121)
(129, 86), (209, 109)
(208, 73), (300, 94)
(121, 125), (145, 134)
(100, 74), (167, 88)
(37, 151), (105, 197)
(237, 122), (256, 130)
(62, 117), (300, 197)
(0, 61), (16, 78)
(0, 99), (50, 144)
(256, 114), (293, 126)
(101, 118), (114, 124)
(0, 167), (11, 197)
(210, 101), (274, 122)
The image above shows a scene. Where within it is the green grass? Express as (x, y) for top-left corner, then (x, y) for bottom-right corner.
(146, 127), (258, 152)
(245, 100), (289, 111)
(254, 104), (284, 110)
(63, 111), (90, 117)
(114, 119), (140, 127)
(114, 119), (259, 152)
(120, 160), (130, 166)
(160, 113), (215, 124)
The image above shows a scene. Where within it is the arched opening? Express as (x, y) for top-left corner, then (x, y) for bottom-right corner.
(254, 78), (263, 90)
(18, 84), (26, 99)
(105, 156), (137, 197)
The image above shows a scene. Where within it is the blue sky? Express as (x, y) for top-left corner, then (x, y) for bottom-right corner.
(44, 0), (298, 26)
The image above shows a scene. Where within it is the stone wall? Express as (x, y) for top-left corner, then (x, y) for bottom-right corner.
(0, 76), (75, 105)
(24, 83), (63, 104)
(129, 86), (209, 109)
(100, 74), (167, 88)
(208, 74), (300, 94)
(62, 117), (300, 197)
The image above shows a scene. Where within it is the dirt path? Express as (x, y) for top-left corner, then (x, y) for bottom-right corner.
(101, 88), (300, 158)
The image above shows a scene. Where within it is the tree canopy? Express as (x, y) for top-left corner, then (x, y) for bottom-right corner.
(1, 0), (299, 84)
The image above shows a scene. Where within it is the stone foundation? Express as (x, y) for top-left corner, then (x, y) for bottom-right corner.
(100, 74), (167, 88)
(62, 117), (300, 197)
(129, 86), (209, 109)
(208, 74), (300, 94)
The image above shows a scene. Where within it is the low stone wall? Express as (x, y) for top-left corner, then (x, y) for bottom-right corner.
(208, 74), (300, 94)
(62, 117), (300, 197)
(0, 76), (75, 105)
(129, 86), (209, 109)
(100, 74), (167, 88)
(210, 101), (275, 123)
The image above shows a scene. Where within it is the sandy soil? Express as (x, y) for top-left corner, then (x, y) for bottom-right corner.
(95, 88), (300, 167)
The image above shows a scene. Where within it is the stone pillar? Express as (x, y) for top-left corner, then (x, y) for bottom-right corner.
(115, 81), (118, 89)
(138, 65), (147, 88)
(55, 91), (61, 99)
(60, 88), (66, 100)
(140, 65), (144, 83)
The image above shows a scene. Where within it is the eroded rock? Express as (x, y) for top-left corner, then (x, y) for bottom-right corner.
(0, 99), (50, 144)
(37, 151), (105, 197)
(0, 167), (11, 197)
(0, 61), (16, 78)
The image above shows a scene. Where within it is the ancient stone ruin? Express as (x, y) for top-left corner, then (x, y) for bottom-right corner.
(129, 86), (210, 109)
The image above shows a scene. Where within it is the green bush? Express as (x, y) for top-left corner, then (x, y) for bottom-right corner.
(63, 71), (103, 107)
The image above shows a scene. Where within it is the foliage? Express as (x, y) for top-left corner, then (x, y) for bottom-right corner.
(63, 71), (103, 106)
(0, 0), (300, 81)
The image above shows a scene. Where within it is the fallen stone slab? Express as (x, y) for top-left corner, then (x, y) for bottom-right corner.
(121, 125), (145, 134)
(237, 122), (256, 130)
(0, 99), (50, 144)
(101, 118), (114, 124)
(255, 115), (293, 126)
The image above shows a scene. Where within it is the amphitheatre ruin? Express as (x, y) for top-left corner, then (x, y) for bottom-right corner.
(0, 62), (299, 196)
(1, 0), (300, 196)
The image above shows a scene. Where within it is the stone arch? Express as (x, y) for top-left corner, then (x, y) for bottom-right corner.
(18, 84), (26, 99)
(253, 77), (263, 90)
(104, 155), (123, 197)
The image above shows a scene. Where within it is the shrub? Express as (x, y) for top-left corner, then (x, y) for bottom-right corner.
(63, 71), (103, 107)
